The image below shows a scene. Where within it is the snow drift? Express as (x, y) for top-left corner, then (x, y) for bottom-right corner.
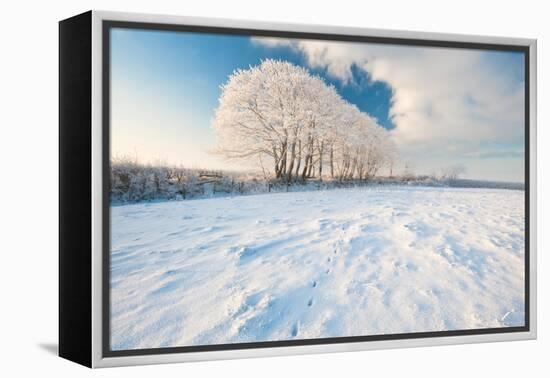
(110, 186), (525, 350)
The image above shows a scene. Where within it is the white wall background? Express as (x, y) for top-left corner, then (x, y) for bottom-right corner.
(0, 0), (546, 376)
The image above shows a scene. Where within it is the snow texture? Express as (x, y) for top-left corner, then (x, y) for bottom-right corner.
(110, 186), (525, 350)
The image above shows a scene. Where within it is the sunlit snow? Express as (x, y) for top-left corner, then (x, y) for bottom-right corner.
(110, 186), (525, 350)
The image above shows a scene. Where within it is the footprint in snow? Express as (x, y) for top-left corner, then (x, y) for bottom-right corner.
(291, 323), (299, 337)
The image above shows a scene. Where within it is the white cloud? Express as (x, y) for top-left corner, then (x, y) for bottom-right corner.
(250, 36), (293, 49)
(253, 36), (525, 182)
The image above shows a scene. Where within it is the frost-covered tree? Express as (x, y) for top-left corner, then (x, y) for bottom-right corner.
(440, 165), (466, 181)
(212, 60), (309, 181)
(212, 59), (396, 182)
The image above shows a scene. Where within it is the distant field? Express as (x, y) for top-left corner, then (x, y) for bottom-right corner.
(110, 186), (525, 350)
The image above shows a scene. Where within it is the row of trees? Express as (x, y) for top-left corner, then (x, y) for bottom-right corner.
(110, 157), (472, 203)
(212, 59), (397, 183)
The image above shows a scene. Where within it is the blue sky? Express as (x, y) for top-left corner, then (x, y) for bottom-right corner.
(110, 28), (525, 182)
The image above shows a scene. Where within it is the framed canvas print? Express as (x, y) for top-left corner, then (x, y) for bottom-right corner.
(59, 10), (537, 368)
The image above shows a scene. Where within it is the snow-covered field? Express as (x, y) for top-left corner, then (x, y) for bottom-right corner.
(110, 186), (525, 350)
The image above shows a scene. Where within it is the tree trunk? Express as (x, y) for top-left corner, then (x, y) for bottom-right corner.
(277, 142), (287, 179)
(330, 145), (334, 178)
(273, 146), (279, 177)
(286, 141), (296, 182)
(340, 156), (349, 181)
(301, 153), (309, 180)
(318, 141), (324, 180)
(307, 155), (314, 178)
(301, 137), (313, 180)
(295, 140), (302, 178)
